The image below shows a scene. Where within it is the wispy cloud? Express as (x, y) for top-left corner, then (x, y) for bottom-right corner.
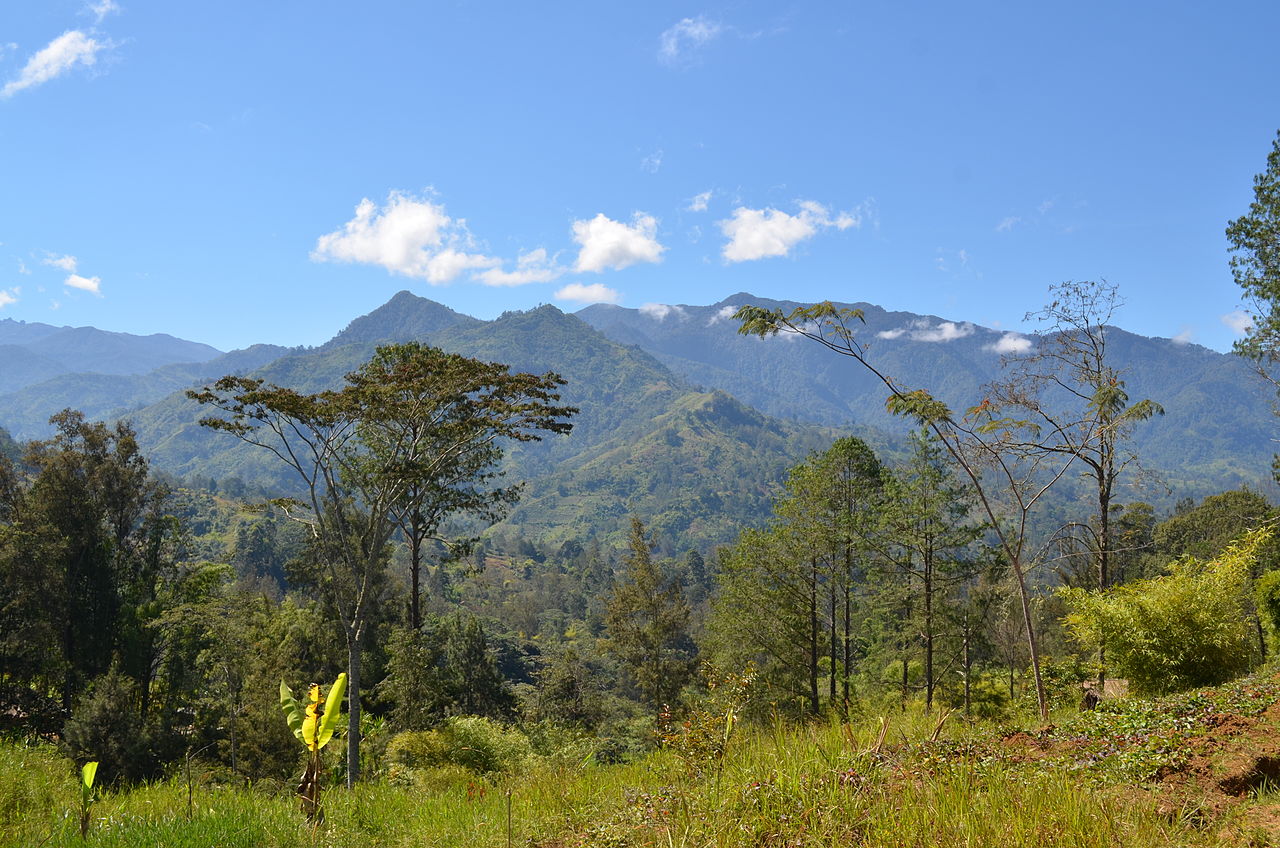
(878, 318), (975, 343)
(65, 273), (101, 295)
(988, 332), (1032, 354)
(1171, 327), (1194, 345)
(1221, 309), (1254, 336)
(312, 191), (499, 284)
(473, 248), (563, 287)
(0, 288), (18, 308)
(43, 254), (78, 272)
(658, 16), (722, 65)
(995, 216), (1021, 233)
(707, 304), (737, 326)
(87, 0), (120, 24)
(640, 303), (688, 321)
(640, 149), (663, 174)
(719, 200), (864, 262)
(687, 190), (712, 213)
(2, 30), (104, 99)
(555, 282), (620, 305)
(571, 212), (664, 273)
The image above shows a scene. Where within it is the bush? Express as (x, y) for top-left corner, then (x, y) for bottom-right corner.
(1255, 568), (1280, 656)
(1062, 528), (1268, 696)
(62, 668), (164, 786)
(386, 716), (533, 776)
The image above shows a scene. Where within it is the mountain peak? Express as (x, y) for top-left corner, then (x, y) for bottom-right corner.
(323, 291), (480, 348)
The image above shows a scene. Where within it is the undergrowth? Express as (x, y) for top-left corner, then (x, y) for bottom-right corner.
(9, 676), (1280, 847)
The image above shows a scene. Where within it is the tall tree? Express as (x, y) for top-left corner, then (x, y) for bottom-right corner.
(1228, 129), (1280, 423)
(189, 344), (573, 784)
(881, 429), (984, 712)
(604, 518), (695, 712)
(986, 280), (1161, 687)
(735, 300), (1113, 719)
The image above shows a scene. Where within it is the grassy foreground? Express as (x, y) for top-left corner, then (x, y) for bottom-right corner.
(7, 682), (1280, 848)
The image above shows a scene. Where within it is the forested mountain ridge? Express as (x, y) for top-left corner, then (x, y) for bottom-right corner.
(578, 293), (1278, 494)
(0, 317), (223, 392)
(2, 290), (1277, 549)
(85, 296), (842, 548)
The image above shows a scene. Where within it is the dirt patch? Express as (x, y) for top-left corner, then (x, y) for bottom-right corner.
(1218, 756), (1280, 796)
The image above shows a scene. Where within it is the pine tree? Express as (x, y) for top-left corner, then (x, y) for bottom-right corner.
(604, 518), (695, 711)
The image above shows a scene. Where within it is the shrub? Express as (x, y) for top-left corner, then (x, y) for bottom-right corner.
(1255, 568), (1280, 656)
(1062, 528), (1268, 695)
(386, 716), (533, 776)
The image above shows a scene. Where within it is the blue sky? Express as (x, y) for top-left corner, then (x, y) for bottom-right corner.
(1, 1), (1277, 352)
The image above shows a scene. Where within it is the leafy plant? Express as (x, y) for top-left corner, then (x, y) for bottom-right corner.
(280, 673), (346, 822)
(1062, 528), (1270, 695)
(78, 760), (97, 839)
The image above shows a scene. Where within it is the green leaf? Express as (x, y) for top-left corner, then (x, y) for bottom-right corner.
(280, 681), (305, 743)
(80, 761), (97, 793)
(316, 672), (347, 750)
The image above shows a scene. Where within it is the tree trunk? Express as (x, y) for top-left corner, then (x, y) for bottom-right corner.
(842, 583), (851, 708)
(829, 573), (837, 704)
(808, 559), (819, 715)
(924, 550), (934, 714)
(1097, 479), (1110, 691)
(409, 521), (422, 631)
(345, 629), (363, 787)
(962, 613), (972, 717)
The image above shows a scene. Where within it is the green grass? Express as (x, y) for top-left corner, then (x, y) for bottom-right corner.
(0, 702), (1249, 848)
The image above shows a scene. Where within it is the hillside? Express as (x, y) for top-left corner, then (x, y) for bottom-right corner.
(578, 294), (1279, 497)
(113, 295), (842, 549)
(0, 318), (224, 394)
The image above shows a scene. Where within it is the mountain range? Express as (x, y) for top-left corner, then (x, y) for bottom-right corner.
(0, 291), (1275, 550)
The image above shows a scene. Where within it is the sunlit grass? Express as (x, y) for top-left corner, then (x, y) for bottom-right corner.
(0, 703), (1232, 848)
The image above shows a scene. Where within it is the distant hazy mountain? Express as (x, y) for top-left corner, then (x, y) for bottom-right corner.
(577, 294), (1278, 493)
(0, 344), (291, 442)
(0, 318), (224, 394)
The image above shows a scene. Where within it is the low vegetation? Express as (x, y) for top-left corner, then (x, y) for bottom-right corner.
(10, 670), (1280, 847)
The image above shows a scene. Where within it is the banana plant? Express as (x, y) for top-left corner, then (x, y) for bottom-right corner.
(280, 673), (346, 823)
(78, 761), (98, 839)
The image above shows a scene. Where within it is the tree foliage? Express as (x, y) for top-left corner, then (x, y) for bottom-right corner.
(1062, 528), (1270, 695)
(188, 343), (573, 783)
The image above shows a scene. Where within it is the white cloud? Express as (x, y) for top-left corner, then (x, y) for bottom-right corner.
(989, 332), (1033, 354)
(2, 31), (103, 99)
(659, 16), (722, 65)
(640, 149), (663, 174)
(640, 303), (687, 321)
(312, 191), (498, 284)
(43, 254), (78, 272)
(719, 200), (862, 262)
(473, 248), (563, 287)
(88, 0), (120, 23)
(0, 288), (18, 307)
(554, 282), (620, 305)
(688, 190), (712, 212)
(1171, 327), (1194, 345)
(877, 318), (975, 343)
(707, 304), (737, 326)
(571, 212), (664, 273)
(995, 216), (1021, 232)
(1222, 309), (1254, 335)
(17, 259), (31, 275)
(65, 273), (101, 295)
